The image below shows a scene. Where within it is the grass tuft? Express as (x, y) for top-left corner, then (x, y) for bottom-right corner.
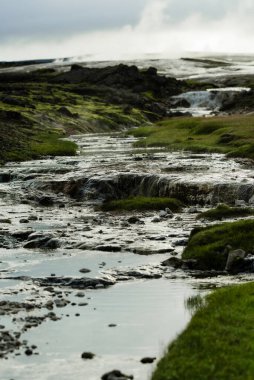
(197, 204), (254, 220)
(101, 196), (183, 212)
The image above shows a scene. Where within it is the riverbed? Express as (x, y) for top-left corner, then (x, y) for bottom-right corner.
(1, 131), (254, 379)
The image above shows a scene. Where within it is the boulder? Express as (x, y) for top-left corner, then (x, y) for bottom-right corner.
(161, 257), (183, 268)
(225, 249), (246, 272)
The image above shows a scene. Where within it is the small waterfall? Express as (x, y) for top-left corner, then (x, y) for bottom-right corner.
(170, 87), (251, 116)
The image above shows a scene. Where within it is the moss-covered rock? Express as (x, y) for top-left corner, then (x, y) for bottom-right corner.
(182, 219), (254, 270)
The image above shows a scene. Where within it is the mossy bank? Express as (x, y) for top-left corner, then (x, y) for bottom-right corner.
(152, 282), (254, 380)
(0, 64), (186, 163)
(132, 114), (254, 160)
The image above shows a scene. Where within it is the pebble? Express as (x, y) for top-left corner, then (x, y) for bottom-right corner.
(81, 352), (95, 360)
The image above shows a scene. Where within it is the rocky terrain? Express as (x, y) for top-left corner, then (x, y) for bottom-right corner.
(0, 58), (254, 379)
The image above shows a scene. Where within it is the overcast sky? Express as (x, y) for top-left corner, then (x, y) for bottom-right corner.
(1, 0), (254, 61)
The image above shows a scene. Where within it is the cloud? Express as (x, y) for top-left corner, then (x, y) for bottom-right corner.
(1, 0), (254, 61)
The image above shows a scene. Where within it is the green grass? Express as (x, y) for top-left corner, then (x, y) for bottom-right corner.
(0, 78), (148, 163)
(197, 204), (254, 220)
(30, 131), (77, 156)
(101, 196), (183, 212)
(182, 219), (254, 270)
(131, 115), (254, 159)
(152, 282), (254, 380)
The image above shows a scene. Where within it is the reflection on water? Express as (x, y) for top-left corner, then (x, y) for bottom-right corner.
(0, 279), (203, 380)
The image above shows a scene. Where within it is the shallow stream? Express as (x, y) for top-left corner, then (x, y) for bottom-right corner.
(0, 133), (254, 379)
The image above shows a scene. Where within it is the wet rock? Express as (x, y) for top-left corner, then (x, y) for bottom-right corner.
(54, 299), (69, 308)
(140, 357), (156, 364)
(23, 234), (60, 249)
(79, 268), (91, 274)
(225, 249), (246, 272)
(173, 238), (188, 247)
(0, 330), (22, 358)
(25, 348), (33, 356)
(134, 247), (174, 255)
(19, 218), (29, 224)
(181, 259), (200, 270)
(44, 238), (61, 249)
(101, 370), (133, 380)
(151, 217), (161, 223)
(34, 276), (116, 289)
(162, 257), (183, 268)
(94, 245), (122, 252)
(159, 209), (173, 218)
(28, 215), (38, 221)
(36, 195), (55, 206)
(11, 230), (33, 241)
(0, 218), (11, 224)
(188, 270), (226, 279)
(75, 292), (85, 298)
(110, 267), (162, 280)
(81, 351), (95, 360)
(127, 216), (141, 224)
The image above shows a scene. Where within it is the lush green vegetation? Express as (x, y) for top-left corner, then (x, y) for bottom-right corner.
(153, 282), (254, 380)
(0, 73), (148, 163)
(197, 204), (254, 220)
(182, 219), (254, 270)
(101, 196), (183, 212)
(131, 115), (254, 159)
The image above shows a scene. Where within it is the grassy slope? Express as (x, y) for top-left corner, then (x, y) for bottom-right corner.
(0, 73), (147, 163)
(152, 282), (254, 380)
(182, 219), (254, 270)
(101, 196), (183, 212)
(132, 115), (254, 159)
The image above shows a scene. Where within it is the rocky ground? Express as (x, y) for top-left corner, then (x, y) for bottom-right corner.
(0, 59), (254, 378)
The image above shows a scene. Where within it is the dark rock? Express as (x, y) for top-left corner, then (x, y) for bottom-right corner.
(161, 257), (183, 268)
(34, 276), (116, 289)
(54, 299), (69, 308)
(225, 249), (246, 272)
(140, 357), (156, 364)
(12, 230), (33, 241)
(181, 259), (200, 270)
(23, 234), (60, 249)
(19, 219), (29, 224)
(134, 248), (173, 255)
(25, 348), (33, 356)
(81, 352), (95, 360)
(101, 370), (133, 380)
(37, 195), (54, 206)
(95, 245), (121, 252)
(79, 268), (91, 274)
(127, 216), (141, 224)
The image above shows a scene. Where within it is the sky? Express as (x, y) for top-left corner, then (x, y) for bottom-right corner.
(1, 0), (254, 61)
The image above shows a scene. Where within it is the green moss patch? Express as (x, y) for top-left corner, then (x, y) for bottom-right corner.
(197, 204), (254, 220)
(101, 196), (183, 212)
(182, 219), (254, 270)
(131, 115), (254, 159)
(152, 282), (254, 380)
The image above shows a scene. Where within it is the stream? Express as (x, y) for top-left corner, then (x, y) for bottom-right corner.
(1, 132), (254, 379)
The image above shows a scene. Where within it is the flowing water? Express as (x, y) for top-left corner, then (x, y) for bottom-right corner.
(1, 132), (254, 379)
(1, 55), (254, 379)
